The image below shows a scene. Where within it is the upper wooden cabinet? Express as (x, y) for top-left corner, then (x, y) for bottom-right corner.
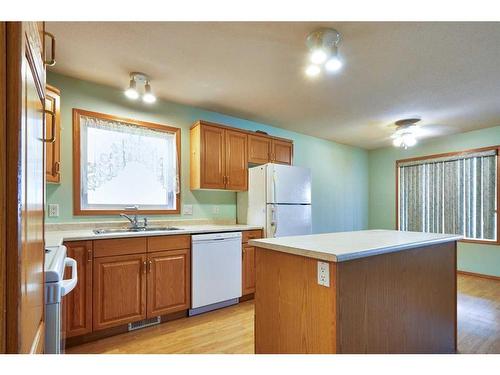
(248, 134), (272, 164)
(191, 121), (293, 191)
(190, 121), (248, 191)
(45, 84), (61, 183)
(272, 139), (293, 165)
(248, 135), (293, 165)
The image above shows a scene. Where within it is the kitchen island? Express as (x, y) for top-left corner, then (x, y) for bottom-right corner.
(249, 229), (462, 354)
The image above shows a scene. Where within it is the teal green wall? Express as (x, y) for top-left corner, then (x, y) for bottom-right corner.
(46, 72), (369, 234)
(368, 126), (500, 277)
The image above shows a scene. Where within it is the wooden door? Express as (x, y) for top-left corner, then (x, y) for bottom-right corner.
(272, 140), (293, 165)
(45, 84), (60, 183)
(93, 254), (147, 331)
(248, 134), (271, 164)
(200, 125), (225, 189)
(147, 249), (190, 317)
(242, 245), (256, 295)
(5, 22), (46, 354)
(64, 241), (92, 338)
(225, 129), (248, 191)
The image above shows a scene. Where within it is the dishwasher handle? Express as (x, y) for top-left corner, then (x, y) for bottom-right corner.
(61, 257), (78, 297)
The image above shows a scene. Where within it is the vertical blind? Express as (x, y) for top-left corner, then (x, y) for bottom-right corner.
(398, 150), (497, 240)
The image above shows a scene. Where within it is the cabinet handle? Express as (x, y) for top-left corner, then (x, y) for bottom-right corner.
(226, 175), (230, 185)
(54, 161), (60, 174)
(43, 108), (56, 143)
(148, 260), (152, 273)
(43, 31), (56, 66)
(143, 261), (147, 274)
(87, 249), (92, 262)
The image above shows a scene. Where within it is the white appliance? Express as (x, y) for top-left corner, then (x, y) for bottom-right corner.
(237, 163), (312, 237)
(44, 245), (78, 354)
(189, 232), (242, 316)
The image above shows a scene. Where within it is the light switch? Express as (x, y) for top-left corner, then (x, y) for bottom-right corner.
(183, 204), (193, 215)
(48, 203), (59, 217)
(213, 206), (220, 214)
(317, 261), (330, 287)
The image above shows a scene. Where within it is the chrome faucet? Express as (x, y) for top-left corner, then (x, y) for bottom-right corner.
(120, 206), (148, 230)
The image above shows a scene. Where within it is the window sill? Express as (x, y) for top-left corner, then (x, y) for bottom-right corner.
(459, 238), (499, 246)
(74, 208), (181, 216)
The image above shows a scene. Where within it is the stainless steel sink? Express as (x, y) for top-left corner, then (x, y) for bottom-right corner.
(93, 226), (181, 235)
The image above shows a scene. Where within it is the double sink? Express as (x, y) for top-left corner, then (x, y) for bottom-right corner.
(93, 226), (181, 235)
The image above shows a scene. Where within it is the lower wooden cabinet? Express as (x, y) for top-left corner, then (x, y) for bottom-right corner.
(242, 245), (256, 295)
(147, 249), (190, 316)
(64, 241), (93, 338)
(93, 254), (147, 331)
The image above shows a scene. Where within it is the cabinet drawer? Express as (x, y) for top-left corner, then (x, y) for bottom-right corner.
(93, 237), (147, 258)
(243, 230), (263, 243)
(147, 235), (191, 252)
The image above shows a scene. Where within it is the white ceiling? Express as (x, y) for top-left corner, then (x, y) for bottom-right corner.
(46, 22), (500, 149)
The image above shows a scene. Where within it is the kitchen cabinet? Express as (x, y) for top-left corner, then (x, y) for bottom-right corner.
(248, 135), (293, 165)
(248, 134), (272, 164)
(93, 253), (147, 331)
(45, 84), (61, 183)
(242, 245), (256, 295)
(64, 241), (93, 338)
(147, 249), (190, 316)
(242, 229), (262, 296)
(272, 139), (293, 165)
(190, 121), (248, 191)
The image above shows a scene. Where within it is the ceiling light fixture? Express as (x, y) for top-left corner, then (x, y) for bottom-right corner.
(391, 119), (421, 149)
(124, 72), (156, 104)
(305, 28), (343, 77)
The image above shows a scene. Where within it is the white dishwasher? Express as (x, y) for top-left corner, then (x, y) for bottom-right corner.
(189, 232), (242, 316)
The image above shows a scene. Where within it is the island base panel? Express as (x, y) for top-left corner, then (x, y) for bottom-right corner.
(255, 241), (457, 354)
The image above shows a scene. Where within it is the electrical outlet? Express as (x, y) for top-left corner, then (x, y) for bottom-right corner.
(213, 206), (220, 214)
(182, 204), (193, 215)
(317, 261), (330, 287)
(48, 203), (59, 217)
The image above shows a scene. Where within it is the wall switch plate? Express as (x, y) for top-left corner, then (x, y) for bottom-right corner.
(48, 203), (59, 217)
(183, 204), (193, 215)
(213, 205), (220, 214)
(317, 261), (330, 287)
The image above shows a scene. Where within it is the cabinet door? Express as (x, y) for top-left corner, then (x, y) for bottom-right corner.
(242, 245), (256, 295)
(225, 129), (248, 191)
(45, 85), (60, 183)
(147, 249), (190, 317)
(93, 254), (147, 331)
(200, 125), (225, 189)
(248, 134), (271, 164)
(64, 241), (93, 338)
(272, 140), (293, 165)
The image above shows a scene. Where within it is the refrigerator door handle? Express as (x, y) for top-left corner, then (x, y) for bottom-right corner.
(270, 204), (278, 237)
(272, 170), (277, 203)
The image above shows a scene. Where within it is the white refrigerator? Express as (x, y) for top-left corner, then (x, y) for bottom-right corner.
(237, 163), (312, 237)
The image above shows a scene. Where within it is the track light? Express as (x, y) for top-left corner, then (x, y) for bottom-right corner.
(124, 72), (156, 104)
(142, 81), (156, 103)
(305, 28), (343, 77)
(124, 78), (139, 99)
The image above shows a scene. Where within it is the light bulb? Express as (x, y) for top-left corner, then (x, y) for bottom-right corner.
(325, 56), (342, 72)
(392, 137), (402, 147)
(305, 64), (321, 77)
(401, 133), (417, 147)
(124, 79), (139, 100)
(310, 48), (328, 64)
(142, 82), (156, 103)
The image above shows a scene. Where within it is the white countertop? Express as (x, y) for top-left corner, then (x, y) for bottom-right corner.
(248, 229), (462, 262)
(45, 224), (262, 247)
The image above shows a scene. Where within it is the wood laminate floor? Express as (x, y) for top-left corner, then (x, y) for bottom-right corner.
(67, 274), (499, 354)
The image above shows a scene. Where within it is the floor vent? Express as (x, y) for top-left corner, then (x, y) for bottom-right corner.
(128, 316), (161, 331)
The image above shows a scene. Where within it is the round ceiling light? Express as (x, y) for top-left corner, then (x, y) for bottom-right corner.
(391, 118), (421, 149)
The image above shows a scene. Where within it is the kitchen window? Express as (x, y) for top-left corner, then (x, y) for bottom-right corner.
(73, 109), (181, 215)
(397, 147), (499, 243)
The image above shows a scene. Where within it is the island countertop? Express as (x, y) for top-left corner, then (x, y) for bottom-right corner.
(249, 229), (462, 262)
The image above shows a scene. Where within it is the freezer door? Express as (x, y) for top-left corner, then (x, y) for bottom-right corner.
(266, 164), (311, 204)
(266, 204), (312, 238)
